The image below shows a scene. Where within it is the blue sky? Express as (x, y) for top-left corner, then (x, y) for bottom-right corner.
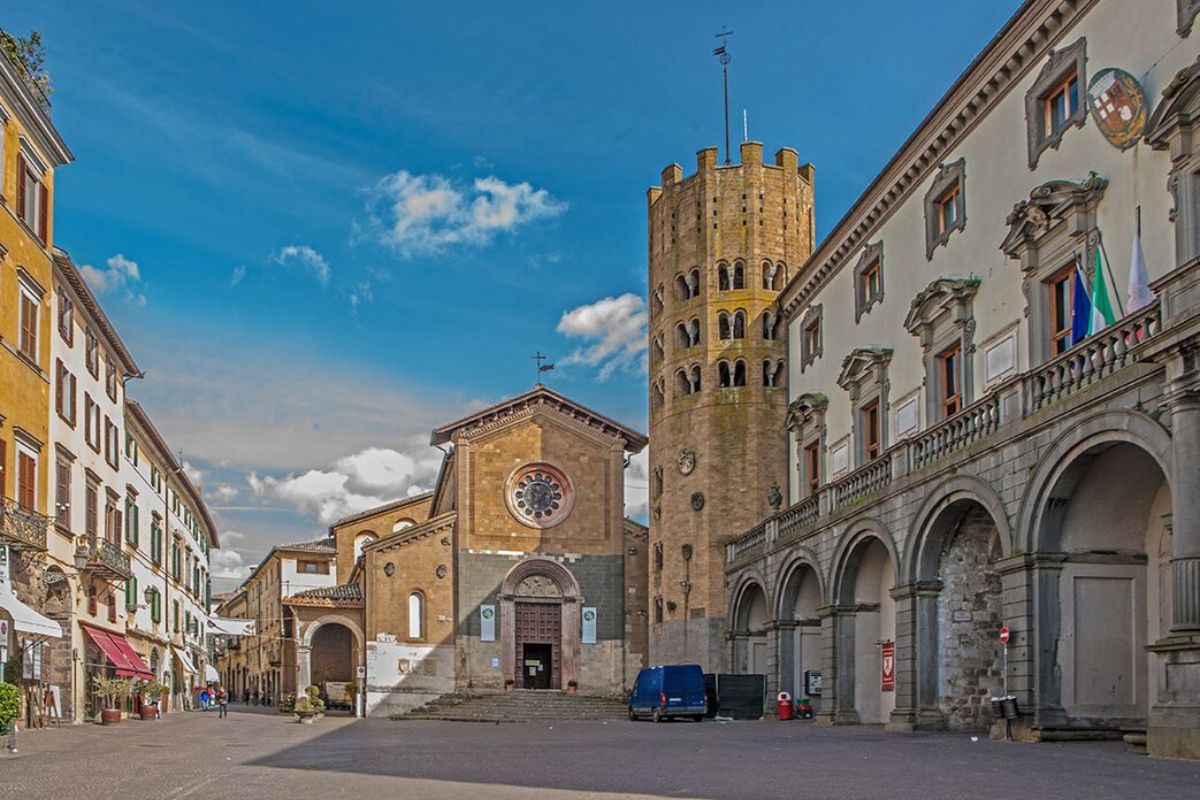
(13, 0), (1021, 587)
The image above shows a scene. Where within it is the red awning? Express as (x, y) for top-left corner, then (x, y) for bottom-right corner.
(81, 625), (153, 680)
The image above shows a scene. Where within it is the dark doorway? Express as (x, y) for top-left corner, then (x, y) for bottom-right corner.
(515, 601), (561, 689)
(522, 643), (554, 690)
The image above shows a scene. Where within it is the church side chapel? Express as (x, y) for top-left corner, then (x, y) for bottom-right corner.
(290, 386), (650, 717)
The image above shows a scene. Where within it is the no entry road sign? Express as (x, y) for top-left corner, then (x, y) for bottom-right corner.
(999, 626), (1010, 644)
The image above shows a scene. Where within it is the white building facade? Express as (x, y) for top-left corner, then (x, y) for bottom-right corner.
(724, 0), (1200, 760)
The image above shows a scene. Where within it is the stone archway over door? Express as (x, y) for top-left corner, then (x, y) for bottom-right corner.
(500, 559), (582, 691)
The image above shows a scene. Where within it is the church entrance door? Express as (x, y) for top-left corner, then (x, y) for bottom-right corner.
(515, 602), (561, 690)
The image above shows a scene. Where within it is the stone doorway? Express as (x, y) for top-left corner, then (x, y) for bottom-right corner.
(515, 602), (561, 689)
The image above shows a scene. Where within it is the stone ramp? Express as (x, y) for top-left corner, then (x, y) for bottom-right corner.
(392, 690), (628, 722)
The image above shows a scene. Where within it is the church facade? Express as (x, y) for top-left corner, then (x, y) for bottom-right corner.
(282, 386), (649, 717)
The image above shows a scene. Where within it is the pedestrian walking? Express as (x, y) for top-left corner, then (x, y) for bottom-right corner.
(217, 686), (228, 719)
(242, 688), (249, 704)
(199, 686), (210, 711)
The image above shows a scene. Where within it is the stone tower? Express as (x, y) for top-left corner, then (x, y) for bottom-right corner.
(646, 141), (815, 669)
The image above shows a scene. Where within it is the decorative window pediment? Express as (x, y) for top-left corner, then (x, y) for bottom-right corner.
(837, 346), (893, 402)
(1000, 173), (1108, 268)
(1180, 0), (1200, 36)
(785, 392), (828, 434)
(798, 303), (823, 370)
(924, 159), (967, 259)
(1147, 55), (1200, 150)
(1147, 55), (1200, 267)
(904, 276), (981, 345)
(853, 242), (885, 321)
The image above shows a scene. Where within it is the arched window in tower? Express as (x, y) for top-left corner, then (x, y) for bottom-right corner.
(733, 360), (747, 387)
(732, 310), (747, 339)
(733, 261), (746, 290)
(675, 273), (690, 301)
(653, 284), (665, 313)
(688, 268), (701, 297)
(689, 365), (702, 393)
(718, 360), (732, 388)
(718, 261), (731, 291)
(687, 318), (700, 347)
(652, 377), (665, 411)
(763, 360), (786, 387)
(675, 369), (691, 397)
(353, 532), (377, 561)
(676, 323), (690, 349)
(762, 261), (775, 290)
(718, 311), (732, 340)
(653, 334), (665, 363)
(763, 311), (779, 340)
(408, 591), (424, 640)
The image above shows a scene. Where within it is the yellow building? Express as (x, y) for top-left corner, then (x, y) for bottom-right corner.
(0, 42), (74, 682)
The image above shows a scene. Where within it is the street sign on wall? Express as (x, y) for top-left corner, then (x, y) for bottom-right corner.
(480, 605), (496, 642)
(881, 641), (895, 692)
(581, 607), (597, 644)
(999, 626), (1010, 644)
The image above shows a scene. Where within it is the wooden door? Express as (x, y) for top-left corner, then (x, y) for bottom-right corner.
(515, 602), (561, 689)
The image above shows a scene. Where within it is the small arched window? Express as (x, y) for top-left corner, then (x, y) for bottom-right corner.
(675, 274), (690, 301)
(718, 262), (731, 291)
(763, 360), (786, 387)
(718, 312), (732, 340)
(653, 334), (665, 363)
(652, 378), (665, 411)
(733, 360), (747, 387)
(675, 369), (691, 397)
(763, 312), (779, 340)
(688, 268), (701, 298)
(718, 360), (732, 388)
(676, 323), (690, 349)
(689, 365), (702, 393)
(408, 591), (424, 640)
(354, 532), (377, 561)
(653, 284), (665, 313)
(733, 261), (745, 290)
(393, 519), (415, 533)
(732, 310), (747, 339)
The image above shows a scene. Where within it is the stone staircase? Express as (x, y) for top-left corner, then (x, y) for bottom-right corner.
(393, 690), (629, 722)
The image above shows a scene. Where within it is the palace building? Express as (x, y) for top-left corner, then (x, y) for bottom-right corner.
(720, 0), (1200, 760)
(229, 386), (649, 716)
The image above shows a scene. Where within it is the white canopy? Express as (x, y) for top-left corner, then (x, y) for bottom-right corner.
(173, 646), (198, 676)
(0, 589), (62, 639)
(205, 664), (220, 682)
(208, 617), (255, 636)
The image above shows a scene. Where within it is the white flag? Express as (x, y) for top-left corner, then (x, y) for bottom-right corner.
(1128, 227), (1153, 311)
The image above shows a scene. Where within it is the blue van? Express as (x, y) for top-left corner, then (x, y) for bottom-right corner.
(627, 664), (707, 722)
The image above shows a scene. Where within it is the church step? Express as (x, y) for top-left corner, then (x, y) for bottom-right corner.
(393, 691), (629, 722)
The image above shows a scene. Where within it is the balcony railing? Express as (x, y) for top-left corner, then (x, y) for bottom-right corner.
(0, 496), (49, 551)
(75, 535), (132, 580)
(725, 301), (1166, 565)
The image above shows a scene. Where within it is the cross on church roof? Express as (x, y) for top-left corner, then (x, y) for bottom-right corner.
(532, 351), (555, 385)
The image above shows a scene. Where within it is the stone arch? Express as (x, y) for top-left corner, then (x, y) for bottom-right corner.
(1018, 409), (1172, 554)
(729, 576), (770, 677)
(906, 475), (1009, 731)
(829, 520), (899, 725)
(773, 550), (826, 700)
(830, 519), (899, 605)
(499, 558), (582, 691)
(1017, 410), (1172, 729)
(906, 473), (1013, 583)
(298, 615), (365, 697)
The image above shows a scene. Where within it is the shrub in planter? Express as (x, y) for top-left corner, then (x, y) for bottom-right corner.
(92, 675), (133, 725)
(0, 682), (21, 735)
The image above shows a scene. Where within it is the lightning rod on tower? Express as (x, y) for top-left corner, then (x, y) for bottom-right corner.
(713, 27), (735, 165)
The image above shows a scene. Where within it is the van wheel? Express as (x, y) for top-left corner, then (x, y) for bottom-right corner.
(692, 715), (704, 722)
(652, 708), (664, 723)
(628, 707), (637, 721)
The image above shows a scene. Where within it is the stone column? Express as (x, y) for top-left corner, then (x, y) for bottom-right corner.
(1148, 351), (1200, 759)
(814, 604), (841, 725)
(904, 581), (946, 730)
(886, 583), (918, 731)
(775, 620), (798, 697)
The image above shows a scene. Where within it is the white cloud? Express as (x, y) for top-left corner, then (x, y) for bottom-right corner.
(349, 281), (373, 312)
(624, 449), (649, 521)
(210, 536), (252, 579)
(272, 245), (331, 287)
(361, 169), (566, 257)
(556, 293), (648, 380)
(229, 265), (246, 286)
(208, 484), (239, 502)
(80, 253), (147, 307)
(248, 443), (442, 525)
(182, 461), (207, 485)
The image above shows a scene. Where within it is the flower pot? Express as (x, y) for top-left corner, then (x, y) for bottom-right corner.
(100, 708), (122, 725)
(139, 708), (157, 720)
(295, 712), (315, 724)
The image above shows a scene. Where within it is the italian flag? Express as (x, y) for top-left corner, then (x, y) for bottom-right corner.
(1088, 248), (1117, 335)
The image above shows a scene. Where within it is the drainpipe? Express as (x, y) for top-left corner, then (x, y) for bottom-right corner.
(681, 544), (693, 662)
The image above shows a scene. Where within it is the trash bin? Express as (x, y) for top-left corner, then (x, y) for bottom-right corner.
(777, 691), (793, 721)
(990, 697), (1005, 719)
(795, 696), (813, 720)
(1001, 696), (1020, 720)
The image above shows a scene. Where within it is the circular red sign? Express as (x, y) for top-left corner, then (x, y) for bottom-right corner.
(999, 627), (1010, 644)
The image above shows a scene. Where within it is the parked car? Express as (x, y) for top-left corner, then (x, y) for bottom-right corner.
(628, 664), (707, 722)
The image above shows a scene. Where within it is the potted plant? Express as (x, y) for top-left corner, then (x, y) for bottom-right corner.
(505, 678), (515, 692)
(305, 685), (326, 720)
(0, 682), (20, 736)
(138, 681), (167, 720)
(567, 679), (578, 695)
(293, 687), (325, 724)
(92, 675), (133, 725)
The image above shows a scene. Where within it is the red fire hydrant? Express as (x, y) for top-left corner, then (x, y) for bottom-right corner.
(777, 691), (793, 721)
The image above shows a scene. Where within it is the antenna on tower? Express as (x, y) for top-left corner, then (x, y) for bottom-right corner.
(713, 27), (735, 165)
(743, 108), (748, 143)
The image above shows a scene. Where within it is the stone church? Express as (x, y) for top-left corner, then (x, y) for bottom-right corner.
(283, 386), (649, 716)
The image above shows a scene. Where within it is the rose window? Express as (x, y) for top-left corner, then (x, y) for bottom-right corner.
(506, 463), (574, 528)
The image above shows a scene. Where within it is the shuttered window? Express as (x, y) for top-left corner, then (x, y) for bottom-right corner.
(17, 451), (36, 510)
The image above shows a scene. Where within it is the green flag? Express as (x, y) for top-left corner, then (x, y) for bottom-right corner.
(1089, 248), (1116, 334)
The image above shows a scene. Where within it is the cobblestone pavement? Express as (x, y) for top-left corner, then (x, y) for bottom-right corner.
(2, 704), (1199, 800)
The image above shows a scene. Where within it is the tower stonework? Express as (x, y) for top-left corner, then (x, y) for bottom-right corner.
(647, 141), (815, 669)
